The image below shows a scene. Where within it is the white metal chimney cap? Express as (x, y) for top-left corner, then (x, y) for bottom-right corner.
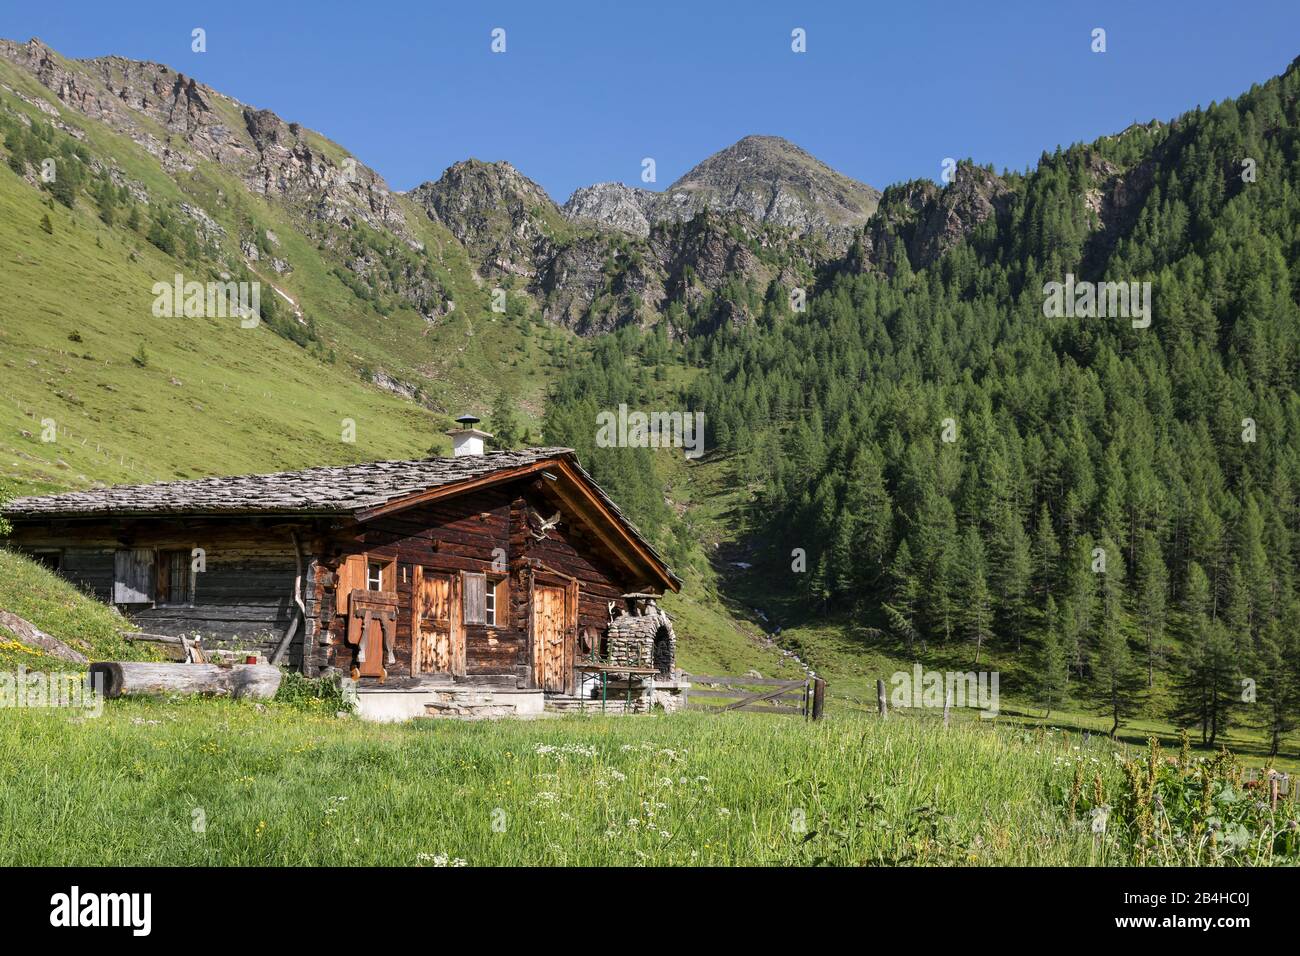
(447, 415), (493, 456)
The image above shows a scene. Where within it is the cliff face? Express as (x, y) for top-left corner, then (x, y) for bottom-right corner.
(562, 182), (655, 238)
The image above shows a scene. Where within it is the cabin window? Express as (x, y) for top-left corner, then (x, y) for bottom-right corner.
(463, 572), (487, 625)
(156, 549), (193, 605)
(466, 575), (507, 628)
(367, 561), (383, 591)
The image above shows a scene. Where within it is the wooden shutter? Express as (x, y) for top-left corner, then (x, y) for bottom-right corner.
(336, 555), (367, 614)
(463, 572), (486, 625)
(113, 548), (154, 604)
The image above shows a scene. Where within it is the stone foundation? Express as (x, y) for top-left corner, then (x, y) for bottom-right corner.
(652, 678), (691, 713)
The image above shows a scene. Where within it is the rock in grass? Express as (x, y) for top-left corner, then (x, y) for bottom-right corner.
(0, 610), (89, 664)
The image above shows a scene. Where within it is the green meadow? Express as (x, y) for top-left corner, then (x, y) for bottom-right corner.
(1, 696), (1294, 867)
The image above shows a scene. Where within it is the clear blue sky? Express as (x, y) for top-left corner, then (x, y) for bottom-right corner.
(2, 0), (1296, 201)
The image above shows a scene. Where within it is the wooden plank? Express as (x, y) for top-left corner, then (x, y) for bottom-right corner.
(685, 675), (806, 687)
(730, 704), (806, 716)
(720, 684), (799, 712)
(336, 555), (365, 614)
(688, 688), (808, 703)
(688, 702), (806, 715)
(462, 571), (487, 625)
(565, 576), (579, 696)
(133, 606), (292, 623)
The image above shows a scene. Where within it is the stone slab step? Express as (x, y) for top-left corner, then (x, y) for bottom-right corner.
(423, 701), (517, 720)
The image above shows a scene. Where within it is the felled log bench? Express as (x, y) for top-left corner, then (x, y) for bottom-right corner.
(88, 662), (282, 700)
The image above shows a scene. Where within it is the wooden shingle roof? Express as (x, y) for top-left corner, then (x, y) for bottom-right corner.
(5, 448), (575, 518)
(4, 448), (682, 589)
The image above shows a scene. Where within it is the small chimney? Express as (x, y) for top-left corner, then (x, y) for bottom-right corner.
(447, 414), (493, 457)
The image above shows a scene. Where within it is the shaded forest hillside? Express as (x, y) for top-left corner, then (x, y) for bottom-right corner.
(546, 55), (1300, 748)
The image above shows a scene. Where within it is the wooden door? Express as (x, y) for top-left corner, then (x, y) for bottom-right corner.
(113, 548), (154, 604)
(531, 583), (572, 692)
(415, 568), (464, 677)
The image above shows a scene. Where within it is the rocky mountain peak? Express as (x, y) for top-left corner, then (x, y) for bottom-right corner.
(414, 159), (556, 216)
(406, 160), (565, 278)
(654, 134), (880, 246)
(562, 182), (655, 237)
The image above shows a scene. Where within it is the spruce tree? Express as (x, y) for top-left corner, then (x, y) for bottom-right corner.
(958, 526), (994, 665)
(1037, 594), (1068, 717)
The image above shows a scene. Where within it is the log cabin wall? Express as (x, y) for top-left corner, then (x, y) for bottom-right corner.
(316, 478), (641, 686)
(7, 517), (315, 668)
(319, 487), (518, 680)
(7, 469), (656, 687)
(511, 492), (635, 633)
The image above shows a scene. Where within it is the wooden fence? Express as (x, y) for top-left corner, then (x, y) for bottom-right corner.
(1243, 767), (1294, 809)
(684, 674), (826, 720)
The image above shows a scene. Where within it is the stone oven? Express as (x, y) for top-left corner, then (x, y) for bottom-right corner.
(605, 593), (676, 677)
(586, 593), (689, 713)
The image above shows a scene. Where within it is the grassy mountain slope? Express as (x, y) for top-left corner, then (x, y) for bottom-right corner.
(0, 49), (576, 496)
(0, 41), (585, 496)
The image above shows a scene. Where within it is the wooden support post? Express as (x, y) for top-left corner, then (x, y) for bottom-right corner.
(811, 678), (826, 721)
(876, 678), (888, 719)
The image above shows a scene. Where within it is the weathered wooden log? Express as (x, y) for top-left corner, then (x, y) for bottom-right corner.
(88, 662), (282, 700)
(122, 632), (185, 646)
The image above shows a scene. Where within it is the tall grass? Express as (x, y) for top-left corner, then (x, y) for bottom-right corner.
(0, 700), (1120, 866)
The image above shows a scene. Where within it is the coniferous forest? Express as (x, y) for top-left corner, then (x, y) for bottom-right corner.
(545, 58), (1300, 747)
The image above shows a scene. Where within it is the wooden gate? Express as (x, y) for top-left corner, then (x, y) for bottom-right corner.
(531, 581), (575, 693)
(685, 675), (826, 719)
(414, 568), (464, 677)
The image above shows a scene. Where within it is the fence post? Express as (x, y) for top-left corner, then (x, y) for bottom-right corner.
(876, 679), (888, 719)
(811, 678), (826, 721)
